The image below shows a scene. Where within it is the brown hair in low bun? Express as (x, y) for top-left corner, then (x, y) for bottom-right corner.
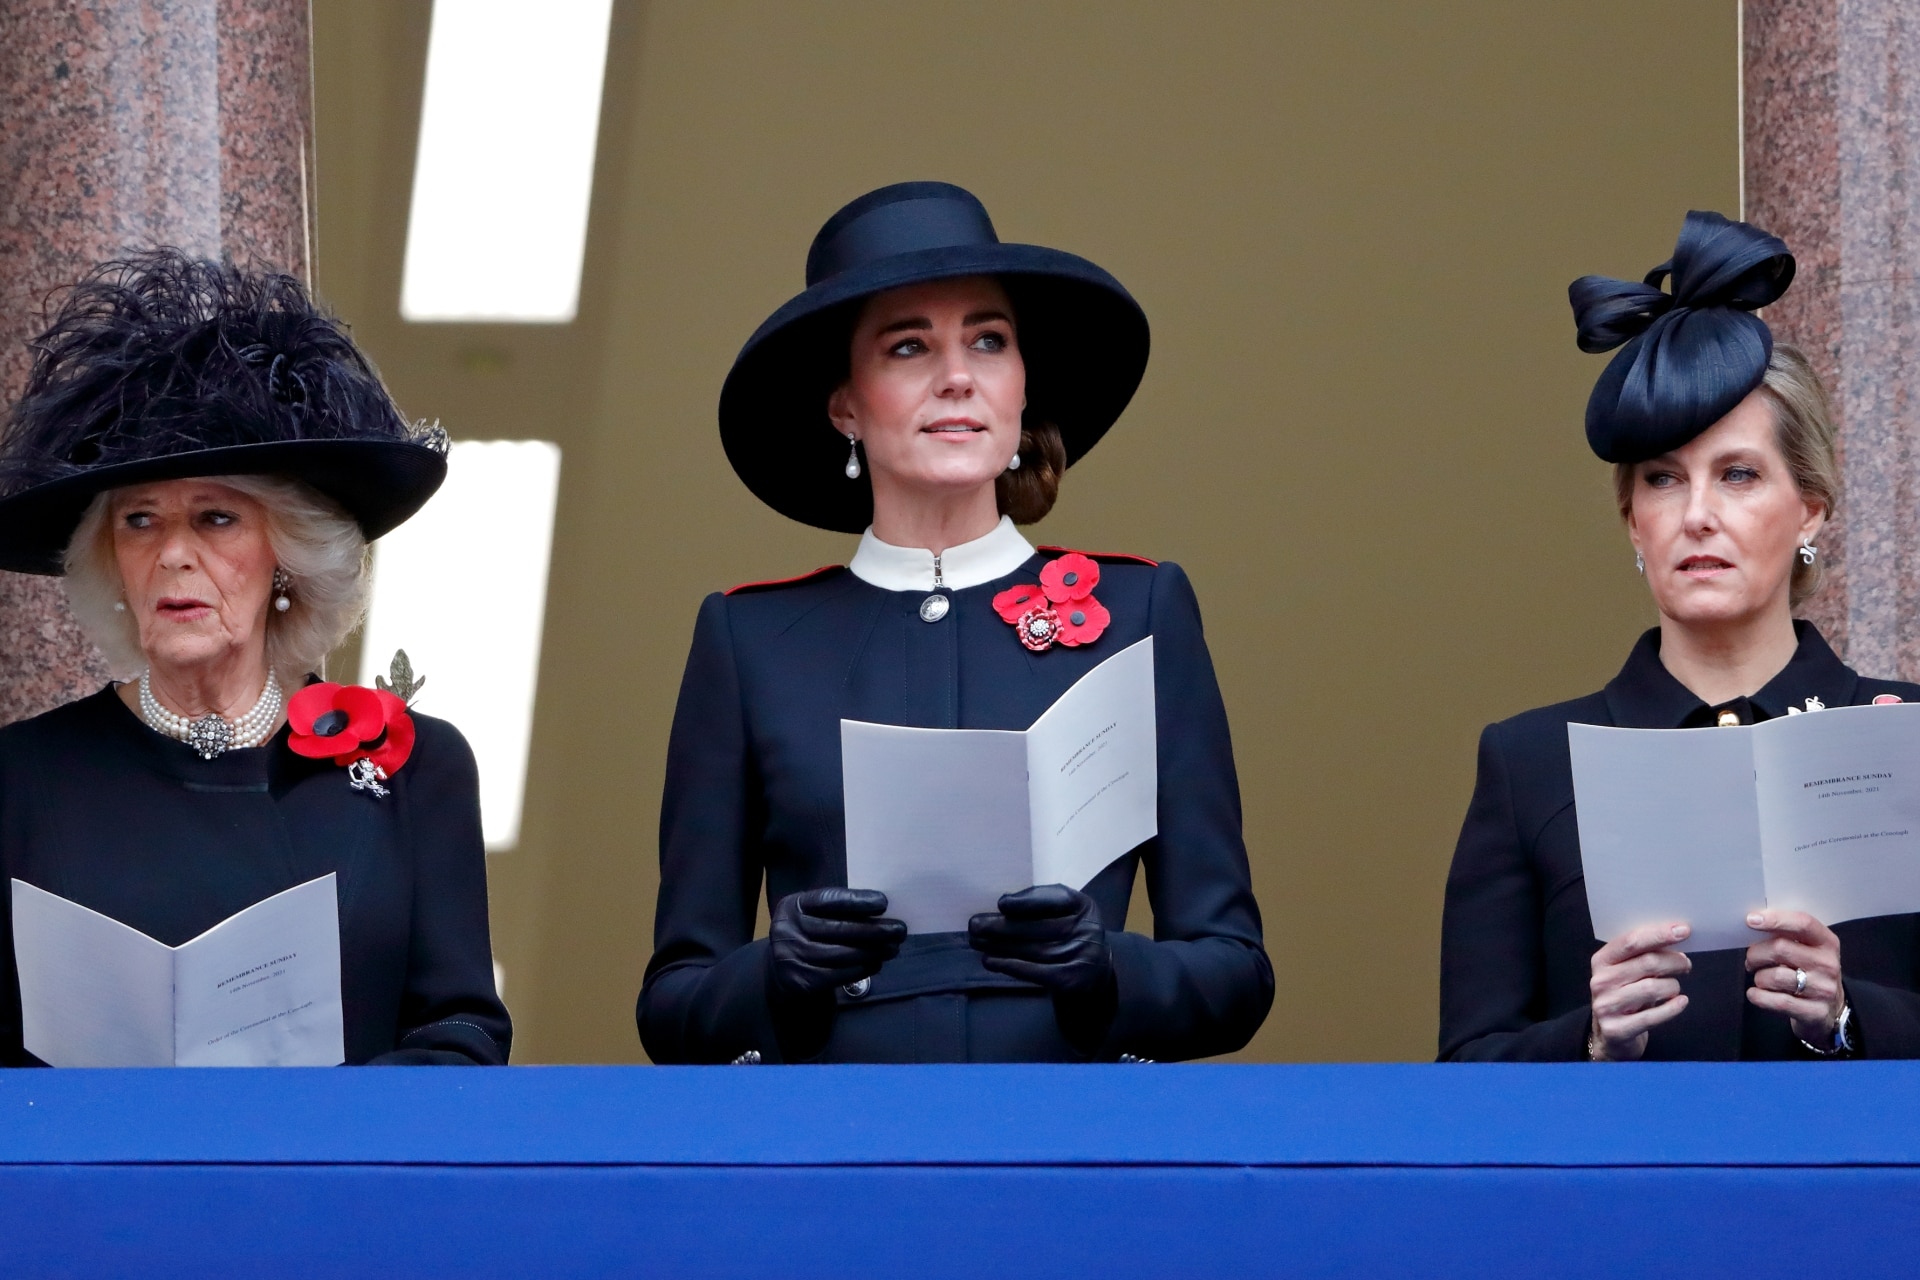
(997, 417), (1066, 525)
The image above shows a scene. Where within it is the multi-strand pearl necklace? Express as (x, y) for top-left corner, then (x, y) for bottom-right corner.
(138, 669), (284, 760)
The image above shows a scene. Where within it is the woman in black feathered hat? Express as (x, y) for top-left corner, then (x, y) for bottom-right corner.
(1440, 211), (1920, 1063)
(0, 250), (508, 1066)
(640, 182), (1272, 1064)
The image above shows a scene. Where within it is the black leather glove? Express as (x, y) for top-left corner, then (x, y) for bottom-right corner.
(968, 884), (1113, 997)
(769, 887), (906, 1000)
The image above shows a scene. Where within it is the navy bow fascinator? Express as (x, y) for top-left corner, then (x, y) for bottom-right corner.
(1570, 210), (1795, 463)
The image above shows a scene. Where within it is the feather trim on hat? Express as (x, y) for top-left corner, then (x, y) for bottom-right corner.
(0, 249), (437, 496)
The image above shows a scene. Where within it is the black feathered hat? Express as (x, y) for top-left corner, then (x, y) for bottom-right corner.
(719, 181), (1150, 533)
(1570, 210), (1796, 463)
(0, 249), (447, 575)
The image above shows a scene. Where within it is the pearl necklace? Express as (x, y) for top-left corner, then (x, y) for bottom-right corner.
(138, 669), (284, 759)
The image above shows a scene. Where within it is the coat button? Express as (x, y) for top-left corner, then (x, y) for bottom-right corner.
(919, 594), (950, 623)
(841, 977), (872, 999)
(1716, 709), (1740, 727)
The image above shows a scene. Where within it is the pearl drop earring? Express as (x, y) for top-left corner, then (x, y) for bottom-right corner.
(272, 567), (293, 613)
(1007, 451), (1022, 472)
(843, 434), (861, 480)
(1634, 551), (1645, 575)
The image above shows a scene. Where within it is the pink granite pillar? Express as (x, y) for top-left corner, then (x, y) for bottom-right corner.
(1745, 0), (1920, 677)
(0, 0), (312, 725)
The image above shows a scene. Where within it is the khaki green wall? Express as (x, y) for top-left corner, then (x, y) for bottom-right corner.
(311, 1), (1735, 1063)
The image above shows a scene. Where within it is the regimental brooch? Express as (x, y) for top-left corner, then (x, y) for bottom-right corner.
(992, 552), (1111, 652)
(286, 650), (425, 799)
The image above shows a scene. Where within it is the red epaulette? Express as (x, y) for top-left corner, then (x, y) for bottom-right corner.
(725, 565), (846, 596)
(1036, 545), (1159, 567)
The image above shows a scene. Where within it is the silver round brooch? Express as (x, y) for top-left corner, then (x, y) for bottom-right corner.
(185, 714), (235, 760)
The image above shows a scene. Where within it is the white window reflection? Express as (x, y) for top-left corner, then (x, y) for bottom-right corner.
(361, 440), (562, 851)
(401, 0), (615, 322)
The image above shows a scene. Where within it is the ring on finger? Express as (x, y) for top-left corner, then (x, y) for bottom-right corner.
(1793, 967), (1808, 996)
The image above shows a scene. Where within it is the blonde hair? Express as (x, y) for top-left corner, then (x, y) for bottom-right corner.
(64, 474), (370, 682)
(1613, 343), (1839, 609)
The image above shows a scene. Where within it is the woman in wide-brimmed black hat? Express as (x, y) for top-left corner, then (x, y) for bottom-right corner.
(1440, 211), (1920, 1063)
(640, 182), (1272, 1064)
(0, 250), (508, 1067)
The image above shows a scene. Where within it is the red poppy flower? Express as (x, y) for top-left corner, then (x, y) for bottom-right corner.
(288, 682), (417, 775)
(1040, 553), (1100, 604)
(1055, 596), (1111, 647)
(994, 582), (1045, 623)
(1015, 605), (1063, 651)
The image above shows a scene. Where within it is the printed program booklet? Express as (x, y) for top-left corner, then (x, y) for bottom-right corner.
(841, 636), (1158, 933)
(1570, 703), (1920, 951)
(11, 873), (345, 1066)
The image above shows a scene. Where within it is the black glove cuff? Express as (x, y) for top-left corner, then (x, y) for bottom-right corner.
(764, 955), (839, 1063)
(1052, 963), (1119, 1057)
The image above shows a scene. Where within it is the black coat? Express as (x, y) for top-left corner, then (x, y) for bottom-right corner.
(639, 554), (1273, 1063)
(0, 687), (510, 1066)
(1440, 622), (1920, 1061)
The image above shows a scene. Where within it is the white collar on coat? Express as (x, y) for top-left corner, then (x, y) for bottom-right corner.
(848, 516), (1036, 592)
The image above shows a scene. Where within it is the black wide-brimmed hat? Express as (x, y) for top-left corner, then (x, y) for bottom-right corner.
(1570, 210), (1796, 464)
(0, 249), (447, 575)
(718, 181), (1151, 533)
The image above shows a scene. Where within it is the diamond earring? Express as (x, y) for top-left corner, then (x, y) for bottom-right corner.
(844, 434), (861, 480)
(1799, 539), (1818, 565)
(272, 567), (293, 613)
(1634, 551), (1645, 575)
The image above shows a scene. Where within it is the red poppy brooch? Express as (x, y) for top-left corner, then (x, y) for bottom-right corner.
(992, 552), (1111, 651)
(287, 651), (425, 798)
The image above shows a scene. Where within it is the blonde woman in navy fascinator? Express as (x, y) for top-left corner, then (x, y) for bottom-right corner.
(640, 182), (1272, 1064)
(1440, 211), (1920, 1063)
(0, 251), (508, 1066)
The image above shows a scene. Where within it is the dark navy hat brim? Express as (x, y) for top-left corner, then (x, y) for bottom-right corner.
(0, 439), (447, 575)
(720, 240), (1150, 534)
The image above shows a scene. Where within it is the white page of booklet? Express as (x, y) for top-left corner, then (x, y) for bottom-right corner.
(1023, 637), (1161, 891)
(842, 637), (1158, 933)
(12, 873), (345, 1067)
(1752, 703), (1920, 929)
(1571, 703), (1920, 952)
(1569, 722), (1767, 952)
(11, 880), (176, 1066)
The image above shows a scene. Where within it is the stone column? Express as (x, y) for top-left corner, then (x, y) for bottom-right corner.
(0, 0), (313, 725)
(1745, 0), (1920, 677)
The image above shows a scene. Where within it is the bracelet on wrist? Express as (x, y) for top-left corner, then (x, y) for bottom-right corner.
(1799, 1002), (1855, 1057)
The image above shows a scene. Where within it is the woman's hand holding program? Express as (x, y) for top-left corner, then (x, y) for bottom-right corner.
(967, 885), (1111, 996)
(1744, 910), (1845, 1046)
(1588, 921), (1693, 1061)
(768, 888), (906, 1000)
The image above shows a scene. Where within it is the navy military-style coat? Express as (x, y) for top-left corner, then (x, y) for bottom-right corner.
(0, 687), (511, 1066)
(639, 551), (1273, 1063)
(1441, 622), (1920, 1061)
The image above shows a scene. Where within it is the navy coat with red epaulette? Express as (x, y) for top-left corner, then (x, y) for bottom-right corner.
(638, 551), (1273, 1063)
